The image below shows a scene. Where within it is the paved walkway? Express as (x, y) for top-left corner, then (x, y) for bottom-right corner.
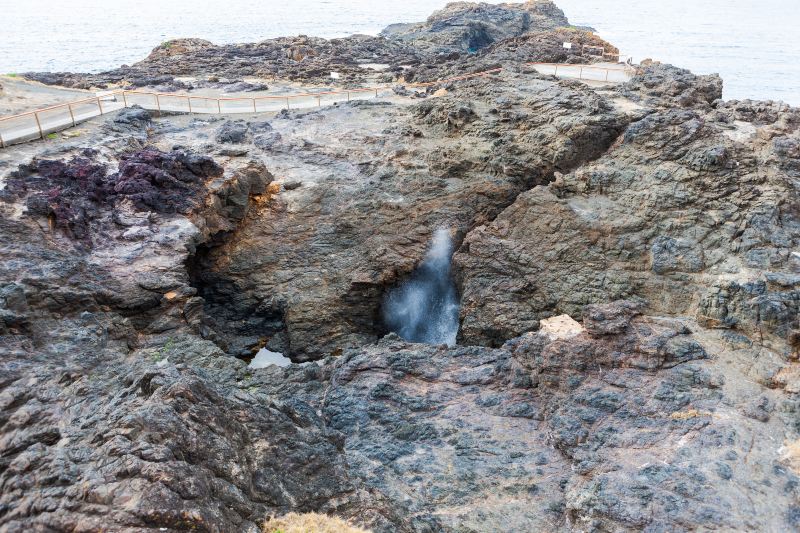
(0, 63), (634, 148)
(0, 88), (388, 147)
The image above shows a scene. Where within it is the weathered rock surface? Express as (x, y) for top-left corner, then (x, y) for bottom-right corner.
(22, 34), (422, 89)
(381, 0), (570, 55)
(191, 71), (629, 361)
(403, 27), (618, 85)
(257, 301), (797, 532)
(455, 86), (800, 355)
(618, 63), (723, 109)
(2, 2), (800, 532)
(0, 148), (403, 532)
(0, 338), (395, 533)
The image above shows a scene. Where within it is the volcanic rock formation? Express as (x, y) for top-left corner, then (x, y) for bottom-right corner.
(22, 1), (613, 90)
(381, 0), (571, 54)
(2, 2), (800, 532)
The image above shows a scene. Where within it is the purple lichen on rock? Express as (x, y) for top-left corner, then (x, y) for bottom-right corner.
(2, 148), (223, 243)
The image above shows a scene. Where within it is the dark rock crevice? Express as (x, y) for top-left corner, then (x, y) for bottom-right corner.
(0, 147), (274, 357)
(187, 238), (289, 359)
(182, 166), (280, 359)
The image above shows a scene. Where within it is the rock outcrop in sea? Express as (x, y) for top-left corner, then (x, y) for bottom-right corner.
(2, 2), (800, 532)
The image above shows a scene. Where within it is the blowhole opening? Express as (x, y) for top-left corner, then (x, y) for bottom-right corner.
(381, 228), (461, 346)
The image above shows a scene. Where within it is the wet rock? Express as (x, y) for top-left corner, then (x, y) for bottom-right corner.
(215, 120), (250, 144)
(112, 104), (152, 128)
(619, 63), (723, 109)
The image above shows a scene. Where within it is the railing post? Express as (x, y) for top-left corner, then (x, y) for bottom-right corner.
(605, 69), (609, 82)
(347, 91), (350, 102)
(68, 103), (76, 127)
(0, 131), (5, 149)
(187, 97), (193, 113)
(286, 97), (290, 110)
(579, 66), (583, 80)
(554, 64), (558, 76)
(375, 88), (378, 98)
(216, 99), (221, 113)
(34, 112), (44, 139)
(252, 98), (257, 112)
(122, 91), (128, 108)
(97, 97), (103, 115)
(317, 95), (321, 107)
(155, 94), (161, 116)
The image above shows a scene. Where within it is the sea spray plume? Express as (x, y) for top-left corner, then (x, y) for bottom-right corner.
(382, 228), (460, 346)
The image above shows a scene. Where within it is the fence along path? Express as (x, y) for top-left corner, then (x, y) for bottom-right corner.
(0, 62), (634, 148)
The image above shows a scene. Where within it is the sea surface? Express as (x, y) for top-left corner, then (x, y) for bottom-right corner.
(0, 0), (797, 105)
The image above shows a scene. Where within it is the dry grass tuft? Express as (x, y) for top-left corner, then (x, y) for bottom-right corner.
(263, 512), (371, 533)
(669, 409), (712, 420)
(780, 440), (800, 474)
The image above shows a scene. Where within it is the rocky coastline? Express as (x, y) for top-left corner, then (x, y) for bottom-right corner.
(2, 1), (800, 532)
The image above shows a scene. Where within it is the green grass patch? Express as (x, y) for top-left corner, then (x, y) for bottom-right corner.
(46, 133), (58, 140)
(158, 337), (176, 356)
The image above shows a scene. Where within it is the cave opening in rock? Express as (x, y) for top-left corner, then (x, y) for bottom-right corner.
(186, 238), (287, 360)
(382, 228), (460, 346)
(465, 24), (495, 53)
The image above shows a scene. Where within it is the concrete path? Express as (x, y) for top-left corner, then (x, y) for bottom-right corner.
(0, 87), (392, 147)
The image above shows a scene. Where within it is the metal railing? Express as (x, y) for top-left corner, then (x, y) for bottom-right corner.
(525, 62), (636, 82)
(0, 62), (633, 148)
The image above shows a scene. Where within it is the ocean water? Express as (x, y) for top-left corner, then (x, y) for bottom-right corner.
(558, 0), (800, 105)
(0, 0), (797, 105)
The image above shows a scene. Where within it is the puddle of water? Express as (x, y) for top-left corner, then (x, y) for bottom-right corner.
(248, 348), (293, 368)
